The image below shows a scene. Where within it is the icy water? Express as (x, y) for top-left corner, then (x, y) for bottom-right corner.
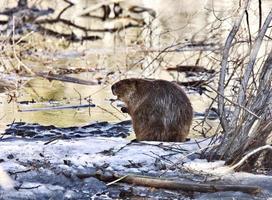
(0, 0), (271, 137)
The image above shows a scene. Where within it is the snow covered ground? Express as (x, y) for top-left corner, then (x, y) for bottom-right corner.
(0, 137), (271, 199)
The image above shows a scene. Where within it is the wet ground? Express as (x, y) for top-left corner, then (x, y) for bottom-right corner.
(3, 120), (132, 140)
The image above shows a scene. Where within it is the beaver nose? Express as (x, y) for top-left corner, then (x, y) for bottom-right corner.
(111, 84), (117, 95)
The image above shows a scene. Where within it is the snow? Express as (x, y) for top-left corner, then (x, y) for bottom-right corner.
(0, 166), (13, 190)
(0, 136), (271, 199)
(184, 159), (227, 175)
(0, 137), (208, 171)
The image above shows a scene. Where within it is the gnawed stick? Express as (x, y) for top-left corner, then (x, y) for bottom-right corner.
(36, 72), (97, 85)
(18, 104), (95, 112)
(93, 171), (261, 194)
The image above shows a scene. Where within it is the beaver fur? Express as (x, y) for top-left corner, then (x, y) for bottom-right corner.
(111, 78), (193, 142)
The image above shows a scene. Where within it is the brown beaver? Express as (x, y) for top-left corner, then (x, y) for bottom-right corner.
(111, 78), (193, 142)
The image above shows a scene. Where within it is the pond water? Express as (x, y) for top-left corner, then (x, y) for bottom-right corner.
(0, 0), (271, 137)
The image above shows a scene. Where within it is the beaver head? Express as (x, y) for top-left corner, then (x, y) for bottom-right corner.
(111, 79), (136, 100)
(111, 78), (153, 106)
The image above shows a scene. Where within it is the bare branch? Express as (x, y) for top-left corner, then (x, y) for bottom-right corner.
(218, 0), (251, 131)
(230, 9), (272, 127)
(95, 172), (261, 194)
(229, 145), (272, 171)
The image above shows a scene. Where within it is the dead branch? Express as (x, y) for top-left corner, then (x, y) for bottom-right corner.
(216, 10), (272, 160)
(35, 72), (97, 85)
(166, 65), (215, 74)
(258, 0), (262, 32)
(37, 26), (101, 42)
(207, 2), (272, 168)
(94, 171), (261, 194)
(229, 145), (272, 171)
(160, 143), (220, 177)
(57, 0), (74, 20)
(0, 79), (17, 93)
(11, 17), (34, 75)
(0, 0), (144, 42)
(230, 9), (272, 128)
(96, 105), (123, 120)
(18, 103), (95, 112)
(176, 80), (209, 87)
(217, 0), (251, 132)
(245, 10), (252, 47)
(37, 18), (144, 33)
(206, 85), (260, 118)
(236, 49), (272, 154)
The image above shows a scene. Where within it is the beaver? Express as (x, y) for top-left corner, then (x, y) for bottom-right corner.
(111, 78), (193, 142)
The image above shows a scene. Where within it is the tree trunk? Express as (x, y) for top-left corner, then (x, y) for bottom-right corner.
(208, 6), (272, 171)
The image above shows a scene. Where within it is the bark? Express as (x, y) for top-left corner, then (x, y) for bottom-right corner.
(213, 9), (272, 162)
(217, 0), (251, 132)
(93, 171), (261, 194)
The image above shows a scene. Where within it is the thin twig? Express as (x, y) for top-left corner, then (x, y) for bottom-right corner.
(18, 104), (95, 112)
(106, 175), (128, 186)
(159, 143), (220, 177)
(12, 16), (34, 75)
(245, 9), (252, 47)
(206, 85), (260, 119)
(258, 0), (262, 33)
(97, 105), (122, 120)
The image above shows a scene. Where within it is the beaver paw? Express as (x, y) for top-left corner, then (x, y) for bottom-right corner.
(121, 107), (129, 113)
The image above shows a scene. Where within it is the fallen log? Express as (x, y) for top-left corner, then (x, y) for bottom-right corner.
(167, 65), (215, 74)
(91, 171), (261, 194)
(18, 103), (95, 112)
(35, 72), (97, 85)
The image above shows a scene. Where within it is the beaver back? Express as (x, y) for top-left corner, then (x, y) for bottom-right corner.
(112, 79), (193, 142)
